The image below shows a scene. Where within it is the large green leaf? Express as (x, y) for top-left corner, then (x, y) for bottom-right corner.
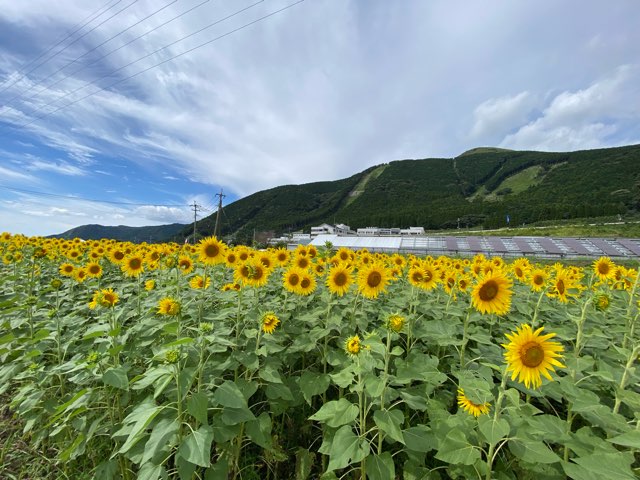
(562, 452), (636, 480)
(187, 391), (209, 425)
(177, 426), (214, 467)
(141, 417), (179, 465)
(508, 439), (560, 464)
(326, 425), (370, 471)
(299, 371), (330, 405)
(477, 415), (509, 445)
(365, 452), (395, 480)
(309, 398), (358, 428)
(213, 380), (248, 408)
(402, 425), (436, 453)
(118, 400), (163, 454)
(607, 430), (640, 449)
(435, 429), (481, 465)
(373, 409), (405, 444)
(102, 367), (129, 391)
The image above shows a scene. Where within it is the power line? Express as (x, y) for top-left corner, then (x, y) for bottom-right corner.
(4, 0), (179, 107)
(7, 0), (266, 124)
(9, 0), (308, 132)
(0, 0), (139, 96)
(0, 184), (189, 207)
(21, 0), (212, 108)
(0, 0), (123, 91)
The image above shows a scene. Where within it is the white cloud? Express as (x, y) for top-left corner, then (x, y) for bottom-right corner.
(501, 65), (640, 151)
(470, 91), (537, 139)
(24, 159), (87, 176)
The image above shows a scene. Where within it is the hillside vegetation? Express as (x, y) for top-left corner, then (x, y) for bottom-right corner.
(185, 144), (640, 241)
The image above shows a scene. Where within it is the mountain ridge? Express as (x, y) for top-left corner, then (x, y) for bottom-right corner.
(51, 144), (640, 243)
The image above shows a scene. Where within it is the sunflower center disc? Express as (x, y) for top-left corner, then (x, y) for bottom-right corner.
(289, 274), (299, 286)
(301, 279), (310, 289)
(479, 281), (498, 301)
(556, 279), (565, 294)
(205, 245), (219, 257)
(368, 272), (382, 287)
(334, 273), (347, 286)
(521, 342), (544, 367)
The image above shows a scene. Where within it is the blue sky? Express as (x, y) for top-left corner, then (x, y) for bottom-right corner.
(1, 0), (639, 236)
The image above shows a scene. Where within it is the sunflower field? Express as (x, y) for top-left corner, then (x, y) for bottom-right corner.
(0, 232), (639, 480)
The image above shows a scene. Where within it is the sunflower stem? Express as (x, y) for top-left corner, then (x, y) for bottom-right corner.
(622, 266), (640, 350)
(613, 344), (640, 414)
(460, 307), (472, 369)
(563, 296), (590, 461)
(377, 329), (393, 454)
(530, 290), (545, 329)
(485, 370), (508, 480)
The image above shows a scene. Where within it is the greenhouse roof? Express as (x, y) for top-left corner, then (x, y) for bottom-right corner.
(309, 235), (640, 259)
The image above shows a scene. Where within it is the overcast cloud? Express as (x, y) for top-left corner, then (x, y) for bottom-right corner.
(0, 0), (639, 236)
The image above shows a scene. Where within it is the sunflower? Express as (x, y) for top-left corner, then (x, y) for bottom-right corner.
(547, 269), (577, 303)
(198, 236), (226, 265)
(189, 275), (211, 290)
(235, 258), (269, 288)
(145, 280), (156, 291)
(471, 272), (513, 315)
(407, 265), (426, 288)
(122, 254), (144, 277)
(257, 252), (275, 271)
(313, 262), (326, 276)
(89, 288), (119, 309)
(511, 258), (530, 283)
(273, 248), (290, 266)
(344, 335), (362, 356)
(224, 250), (239, 268)
(593, 257), (615, 281)
(178, 255), (194, 275)
(296, 271), (316, 296)
(109, 248), (126, 264)
(457, 389), (490, 417)
(222, 282), (241, 291)
(409, 263), (439, 291)
(594, 292), (611, 311)
(386, 313), (405, 333)
(326, 264), (353, 296)
(261, 312), (280, 334)
(335, 247), (353, 263)
(59, 262), (75, 277)
(74, 267), (88, 283)
(502, 324), (565, 389)
(283, 266), (305, 294)
(390, 254), (406, 269)
(295, 255), (311, 270)
(86, 262), (103, 278)
(157, 298), (181, 316)
(357, 262), (390, 299)
(529, 268), (548, 292)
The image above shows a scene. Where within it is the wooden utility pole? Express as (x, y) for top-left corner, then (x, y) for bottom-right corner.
(191, 201), (201, 244)
(214, 189), (226, 238)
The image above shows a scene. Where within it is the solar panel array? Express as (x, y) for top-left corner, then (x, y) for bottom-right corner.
(310, 235), (640, 259)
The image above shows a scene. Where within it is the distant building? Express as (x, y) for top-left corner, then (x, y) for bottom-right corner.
(311, 223), (335, 237)
(311, 223), (354, 237)
(401, 227), (425, 235)
(357, 227), (381, 235)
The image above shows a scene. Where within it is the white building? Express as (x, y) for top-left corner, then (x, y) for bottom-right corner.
(401, 227), (425, 235)
(310, 223), (335, 237)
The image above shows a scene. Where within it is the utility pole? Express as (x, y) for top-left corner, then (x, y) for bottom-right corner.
(191, 201), (201, 244)
(214, 188), (226, 238)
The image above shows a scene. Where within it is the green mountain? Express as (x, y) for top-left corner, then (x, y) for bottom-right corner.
(51, 223), (186, 243)
(184, 144), (640, 243)
(50, 144), (640, 244)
